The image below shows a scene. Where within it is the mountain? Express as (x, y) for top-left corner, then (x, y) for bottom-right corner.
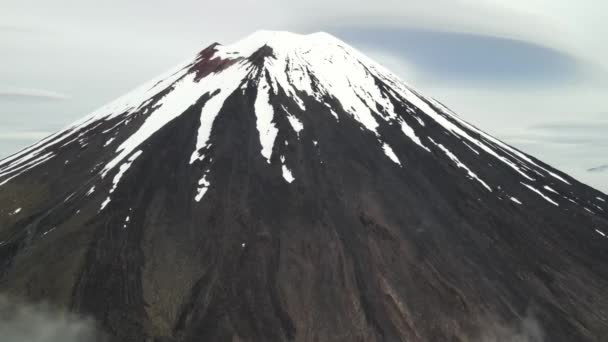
(589, 165), (608, 173)
(1, 31), (607, 342)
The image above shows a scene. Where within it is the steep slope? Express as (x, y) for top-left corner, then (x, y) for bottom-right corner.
(0, 31), (607, 342)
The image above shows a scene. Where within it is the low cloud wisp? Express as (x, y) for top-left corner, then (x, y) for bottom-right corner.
(0, 294), (106, 342)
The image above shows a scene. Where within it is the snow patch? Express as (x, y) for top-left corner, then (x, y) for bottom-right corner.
(425, 97), (571, 186)
(0, 152), (55, 187)
(100, 197), (111, 211)
(104, 137), (116, 147)
(543, 185), (559, 194)
(254, 74), (279, 163)
(413, 116), (425, 126)
(42, 227), (56, 237)
(462, 142), (480, 155)
(429, 138), (492, 192)
(100, 150), (142, 211)
(195, 174), (210, 202)
(282, 106), (304, 136)
(510, 197), (522, 205)
(382, 143), (401, 166)
(399, 120), (430, 152)
(282, 164), (295, 183)
(521, 183), (559, 206)
(190, 62), (252, 164)
(110, 151), (142, 194)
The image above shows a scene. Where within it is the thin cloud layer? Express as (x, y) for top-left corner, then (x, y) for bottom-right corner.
(0, 87), (69, 101)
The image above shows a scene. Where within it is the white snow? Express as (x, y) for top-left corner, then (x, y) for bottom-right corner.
(329, 109), (339, 121)
(0, 132), (61, 171)
(63, 192), (76, 203)
(195, 174), (210, 202)
(214, 31), (412, 138)
(510, 197), (522, 205)
(282, 164), (295, 183)
(282, 106), (304, 136)
(399, 120), (430, 152)
(100, 197), (111, 211)
(425, 97), (571, 186)
(9, 208), (21, 216)
(391, 92), (535, 182)
(462, 142), (480, 155)
(597, 197), (606, 202)
(105, 62), (249, 173)
(521, 183), (559, 206)
(104, 137), (116, 147)
(189, 62), (253, 164)
(76, 59), (192, 125)
(413, 116), (425, 126)
(254, 75), (279, 163)
(42, 227), (56, 237)
(110, 151), (142, 194)
(596, 229), (607, 238)
(429, 138), (492, 192)
(0, 31), (582, 200)
(86, 186), (95, 196)
(0, 152), (55, 187)
(543, 186), (559, 195)
(100, 150), (142, 210)
(584, 207), (594, 214)
(382, 143), (401, 166)
(279, 155), (295, 183)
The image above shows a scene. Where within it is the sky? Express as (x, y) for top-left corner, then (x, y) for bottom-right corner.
(1, 0), (607, 192)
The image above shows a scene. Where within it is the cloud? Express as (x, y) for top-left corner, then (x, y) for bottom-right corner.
(588, 165), (608, 173)
(493, 114), (608, 192)
(476, 313), (545, 342)
(0, 294), (106, 342)
(0, 131), (52, 141)
(504, 117), (608, 146)
(0, 24), (41, 34)
(0, 87), (69, 102)
(329, 27), (588, 86)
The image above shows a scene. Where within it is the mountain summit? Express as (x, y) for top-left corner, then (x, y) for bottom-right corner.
(1, 31), (607, 342)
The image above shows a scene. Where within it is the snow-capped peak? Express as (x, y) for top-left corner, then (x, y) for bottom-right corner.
(213, 31), (346, 59)
(0, 31), (580, 208)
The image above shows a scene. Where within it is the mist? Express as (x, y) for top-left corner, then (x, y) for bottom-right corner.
(476, 313), (545, 342)
(0, 294), (106, 342)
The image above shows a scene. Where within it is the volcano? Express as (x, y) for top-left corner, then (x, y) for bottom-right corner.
(1, 31), (607, 342)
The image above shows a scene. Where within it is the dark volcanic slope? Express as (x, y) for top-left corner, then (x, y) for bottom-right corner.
(1, 31), (607, 342)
